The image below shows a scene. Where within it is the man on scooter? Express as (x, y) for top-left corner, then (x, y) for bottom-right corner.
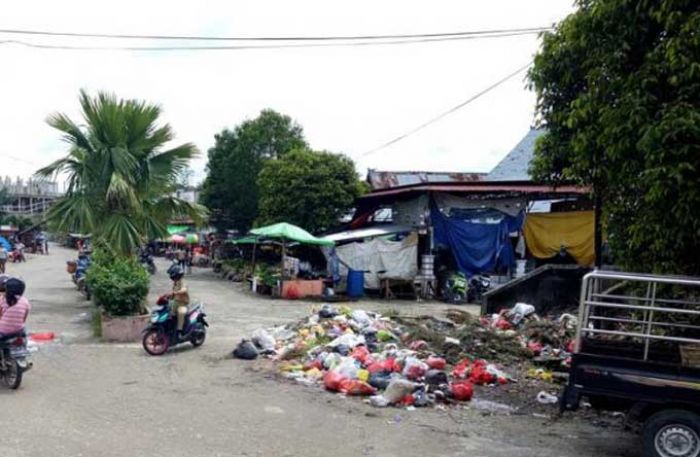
(0, 278), (31, 338)
(168, 265), (190, 336)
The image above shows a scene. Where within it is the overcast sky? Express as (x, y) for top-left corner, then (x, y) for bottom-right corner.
(1, 1), (575, 186)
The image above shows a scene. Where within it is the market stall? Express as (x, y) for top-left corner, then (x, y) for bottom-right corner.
(248, 222), (334, 299)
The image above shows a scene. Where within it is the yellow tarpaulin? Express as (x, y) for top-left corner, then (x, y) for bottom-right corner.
(523, 211), (595, 266)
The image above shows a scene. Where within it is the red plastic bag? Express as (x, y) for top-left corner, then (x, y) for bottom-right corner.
(351, 346), (371, 365)
(495, 318), (512, 330)
(402, 357), (428, 380)
(426, 356), (446, 370)
(409, 340), (428, 351)
(400, 394), (415, 406)
(450, 380), (473, 401)
(527, 341), (544, 356)
(451, 358), (472, 379)
(366, 361), (385, 373)
(468, 360), (495, 385)
(338, 379), (377, 396)
(323, 371), (347, 392)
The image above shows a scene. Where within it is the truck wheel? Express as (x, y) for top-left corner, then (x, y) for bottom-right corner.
(642, 409), (700, 457)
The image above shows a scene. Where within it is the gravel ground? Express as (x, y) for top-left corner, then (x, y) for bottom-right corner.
(0, 245), (641, 457)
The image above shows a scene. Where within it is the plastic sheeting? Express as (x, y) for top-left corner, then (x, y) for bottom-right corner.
(431, 205), (523, 276)
(0, 236), (10, 251)
(433, 194), (526, 217)
(523, 211), (594, 266)
(335, 233), (418, 289)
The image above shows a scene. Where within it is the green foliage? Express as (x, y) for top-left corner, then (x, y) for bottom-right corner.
(0, 215), (34, 231)
(257, 148), (363, 233)
(200, 110), (307, 232)
(36, 90), (207, 256)
(528, 0), (700, 275)
(87, 250), (149, 316)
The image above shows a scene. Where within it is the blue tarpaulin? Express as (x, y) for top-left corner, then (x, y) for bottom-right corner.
(0, 236), (11, 251)
(431, 204), (523, 276)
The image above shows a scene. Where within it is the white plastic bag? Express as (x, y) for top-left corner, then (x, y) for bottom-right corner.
(252, 328), (276, 352)
(383, 379), (417, 404)
(334, 357), (360, 380)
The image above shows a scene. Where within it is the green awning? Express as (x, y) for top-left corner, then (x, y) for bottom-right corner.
(167, 225), (190, 235)
(228, 236), (259, 245)
(249, 222), (334, 246)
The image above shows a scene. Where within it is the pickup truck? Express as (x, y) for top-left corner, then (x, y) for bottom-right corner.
(562, 270), (700, 457)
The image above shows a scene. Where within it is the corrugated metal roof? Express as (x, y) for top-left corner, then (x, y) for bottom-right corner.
(486, 128), (546, 181)
(358, 182), (589, 200)
(367, 170), (486, 190)
(322, 224), (414, 243)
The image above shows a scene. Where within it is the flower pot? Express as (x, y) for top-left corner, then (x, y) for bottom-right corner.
(101, 313), (150, 343)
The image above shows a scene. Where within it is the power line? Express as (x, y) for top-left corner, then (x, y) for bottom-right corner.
(0, 31), (545, 52)
(0, 26), (552, 42)
(360, 62), (532, 158)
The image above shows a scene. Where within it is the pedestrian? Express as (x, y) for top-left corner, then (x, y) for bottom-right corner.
(177, 247), (187, 271)
(186, 247), (193, 274)
(0, 246), (7, 273)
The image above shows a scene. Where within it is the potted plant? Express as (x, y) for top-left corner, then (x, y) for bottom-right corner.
(87, 250), (150, 342)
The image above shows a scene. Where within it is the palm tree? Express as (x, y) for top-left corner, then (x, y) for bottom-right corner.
(36, 90), (206, 255)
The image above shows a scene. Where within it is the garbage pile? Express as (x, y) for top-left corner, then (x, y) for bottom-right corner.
(232, 304), (536, 409)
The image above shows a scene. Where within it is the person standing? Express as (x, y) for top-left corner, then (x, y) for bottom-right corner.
(0, 246), (7, 273)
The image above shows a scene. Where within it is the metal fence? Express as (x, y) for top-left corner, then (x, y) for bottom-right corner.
(576, 270), (700, 361)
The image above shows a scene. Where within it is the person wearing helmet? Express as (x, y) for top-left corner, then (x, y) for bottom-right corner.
(168, 266), (190, 335)
(0, 278), (31, 338)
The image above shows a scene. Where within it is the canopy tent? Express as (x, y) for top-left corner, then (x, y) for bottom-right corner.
(247, 223), (334, 287)
(250, 222), (334, 246)
(228, 236), (259, 245)
(167, 225), (190, 235)
(523, 211), (595, 266)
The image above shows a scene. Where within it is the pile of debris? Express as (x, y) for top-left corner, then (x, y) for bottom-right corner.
(233, 303), (576, 410)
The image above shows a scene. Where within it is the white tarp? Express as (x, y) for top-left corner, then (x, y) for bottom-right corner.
(336, 233), (418, 289)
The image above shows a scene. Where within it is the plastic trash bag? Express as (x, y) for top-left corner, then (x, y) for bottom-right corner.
(334, 357), (360, 380)
(319, 303), (339, 319)
(369, 395), (390, 407)
(339, 379), (377, 396)
(351, 310), (371, 328)
(323, 371), (347, 392)
(328, 333), (365, 349)
(426, 356), (446, 370)
(510, 302), (536, 325)
(368, 371), (393, 390)
(232, 339), (259, 360)
(424, 369), (448, 386)
(383, 379), (417, 404)
(536, 391), (558, 404)
(449, 380), (474, 401)
(251, 328), (276, 352)
(402, 356), (428, 380)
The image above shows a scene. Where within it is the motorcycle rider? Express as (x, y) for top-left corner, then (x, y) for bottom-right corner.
(0, 278), (31, 338)
(168, 265), (190, 336)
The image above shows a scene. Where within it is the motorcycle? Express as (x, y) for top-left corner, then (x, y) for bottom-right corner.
(0, 330), (32, 389)
(443, 272), (491, 304)
(444, 271), (468, 304)
(71, 257), (91, 300)
(142, 295), (208, 356)
(467, 274), (491, 303)
(139, 253), (157, 275)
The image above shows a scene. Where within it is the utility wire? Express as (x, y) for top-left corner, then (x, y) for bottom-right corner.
(0, 26), (552, 42)
(360, 62), (532, 158)
(0, 31), (545, 52)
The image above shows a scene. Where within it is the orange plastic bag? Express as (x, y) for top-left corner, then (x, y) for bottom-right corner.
(338, 379), (377, 396)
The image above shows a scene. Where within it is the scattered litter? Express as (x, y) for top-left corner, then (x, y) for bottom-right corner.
(536, 391), (559, 405)
(232, 339), (258, 360)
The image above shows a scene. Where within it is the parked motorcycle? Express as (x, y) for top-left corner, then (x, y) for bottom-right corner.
(0, 330), (32, 389)
(443, 272), (491, 304)
(467, 274), (491, 303)
(142, 295), (208, 356)
(139, 252), (157, 275)
(444, 271), (468, 304)
(70, 255), (92, 300)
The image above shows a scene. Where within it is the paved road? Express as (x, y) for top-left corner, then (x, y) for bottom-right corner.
(0, 245), (639, 457)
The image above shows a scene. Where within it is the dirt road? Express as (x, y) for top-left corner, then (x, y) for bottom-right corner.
(0, 245), (639, 457)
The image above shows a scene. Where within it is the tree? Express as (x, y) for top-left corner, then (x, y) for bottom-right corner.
(257, 148), (364, 233)
(200, 110), (307, 232)
(528, 0), (700, 275)
(36, 90), (206, 255)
